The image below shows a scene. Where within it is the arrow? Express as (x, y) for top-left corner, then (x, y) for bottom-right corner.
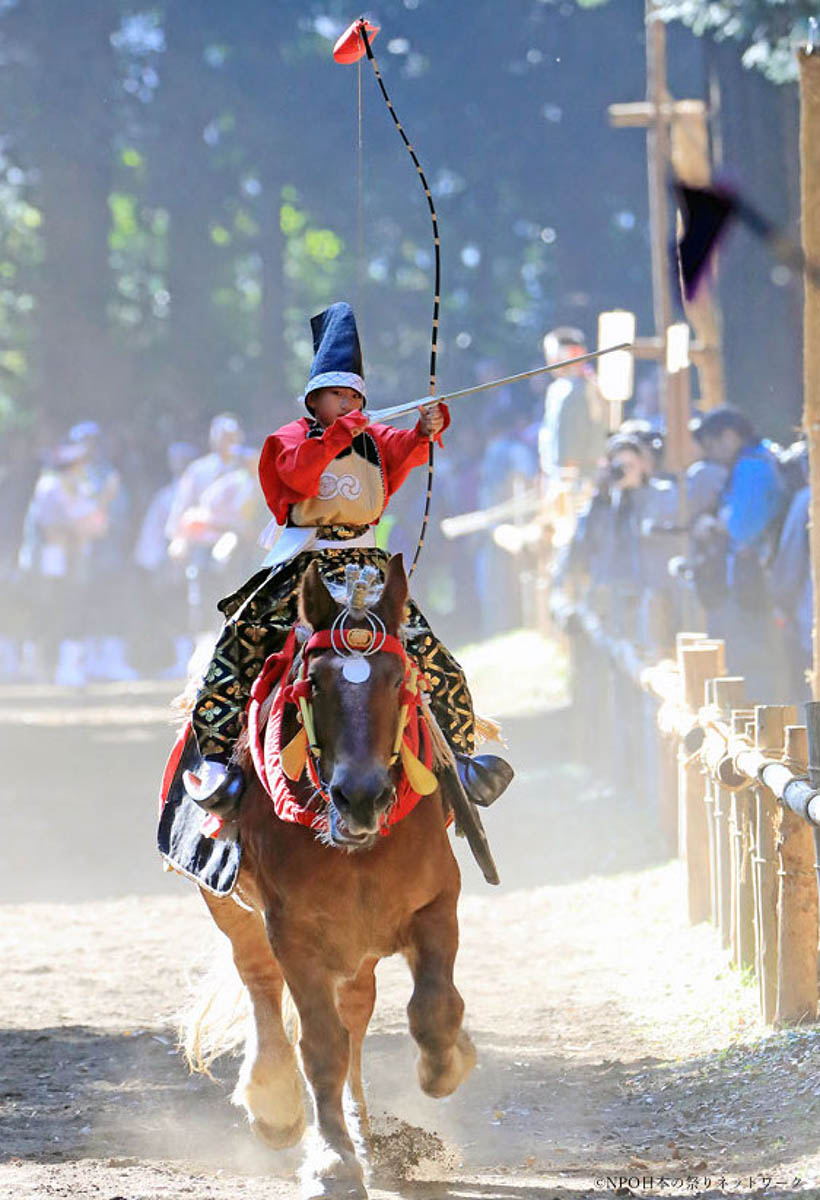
(367, 343), (633, 423)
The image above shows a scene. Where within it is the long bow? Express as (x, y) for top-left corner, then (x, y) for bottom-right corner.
(335, 17), (440, 578)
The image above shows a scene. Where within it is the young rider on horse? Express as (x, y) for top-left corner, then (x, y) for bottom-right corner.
(184, 302), (512, 818)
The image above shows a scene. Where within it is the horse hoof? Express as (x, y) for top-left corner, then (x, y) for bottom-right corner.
(301, 1146), (367, 1200)
(418, 1028), (477, 1098)
(303, 1184), (367, 1200)
(250, 1111), (306, 1150)
(234, 1058), (305, 1148)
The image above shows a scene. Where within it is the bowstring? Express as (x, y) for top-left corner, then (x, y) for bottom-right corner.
(356, 57), (364, 315)
(359, 22), (438, 580)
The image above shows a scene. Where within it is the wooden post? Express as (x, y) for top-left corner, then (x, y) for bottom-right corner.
(807, 701), (820, 899)
(703, 682), (718, 926)
(645, 0), (673, 378)
(679, 642), (726, 711)
(734, 785), (757, 971)
(711, 681), (747, 948)
(775, 725), (818, 1023)
(754, 706), (786, 1023)
(676, 631), (706, 655)
(668, 102), (725, 411)
(733, 710), (758, 971)
(657, 732), (680, 857)
(727, 705), (754, 965)
(698, 639), (727, 679)
(679, 641), (724, 922)
(798, 50), (820, 701)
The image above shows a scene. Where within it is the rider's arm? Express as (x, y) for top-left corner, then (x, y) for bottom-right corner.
(259, 413), (367, 514)
(374, 405), (450, 496)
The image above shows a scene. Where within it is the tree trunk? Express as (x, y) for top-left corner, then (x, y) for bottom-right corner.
(256, 147), (286, 427)
(799, 51), (820, 699)
(27, 0), (116, 426)
(158, 0), (225, 421)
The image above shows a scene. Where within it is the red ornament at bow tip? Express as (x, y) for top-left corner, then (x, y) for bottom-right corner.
(333, 17), (380, 64)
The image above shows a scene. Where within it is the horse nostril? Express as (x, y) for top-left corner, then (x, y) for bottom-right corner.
(329, 770), (394, 830)
(376, 784), (396, 810)
(330, 784), (351, 813)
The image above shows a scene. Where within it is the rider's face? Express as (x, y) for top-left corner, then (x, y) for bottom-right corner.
(308, 387), (364, 427)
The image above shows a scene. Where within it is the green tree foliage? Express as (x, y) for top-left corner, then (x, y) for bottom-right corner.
(0, 156), (42, 427)
(0, 0), (800, 444)
(659, 1), (818, 83)
(577, 0), (818, 83)
(0, 0), (661, 441)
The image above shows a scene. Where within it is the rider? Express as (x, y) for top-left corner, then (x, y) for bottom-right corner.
(185, 302), (513, 816)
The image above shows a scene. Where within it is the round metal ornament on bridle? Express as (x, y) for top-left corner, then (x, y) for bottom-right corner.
(330, 607), (387, 683)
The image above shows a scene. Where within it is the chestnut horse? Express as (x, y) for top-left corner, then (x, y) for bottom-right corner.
(194, 555), (475, 1199)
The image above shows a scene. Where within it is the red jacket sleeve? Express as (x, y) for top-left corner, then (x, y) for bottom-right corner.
(259, 413), (368, 518)
(371, 405), (451, 498)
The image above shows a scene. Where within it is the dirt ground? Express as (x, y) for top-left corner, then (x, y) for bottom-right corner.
(1, 632), (820, 1200)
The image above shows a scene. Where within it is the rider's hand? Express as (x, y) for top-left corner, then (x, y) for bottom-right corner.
(418, 404), (445, 439)
(339, 410), (369, 433)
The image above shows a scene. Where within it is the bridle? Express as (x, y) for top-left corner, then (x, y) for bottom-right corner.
(245, 592), (440, 840)
(281, 617), (432, 816)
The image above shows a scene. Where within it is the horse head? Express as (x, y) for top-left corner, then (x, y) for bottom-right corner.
(298, 554), (411, 849)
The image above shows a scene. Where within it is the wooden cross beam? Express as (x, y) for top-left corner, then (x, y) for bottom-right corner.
(608, 99), (708, 129)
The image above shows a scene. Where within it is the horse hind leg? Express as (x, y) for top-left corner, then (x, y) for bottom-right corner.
(404, 894), (476, 1099)
(337, 956), (378, 1144)
(200, 888), (306, 1149)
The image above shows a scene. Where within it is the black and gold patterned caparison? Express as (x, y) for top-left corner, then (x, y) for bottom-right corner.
(191, 547), (475, 761)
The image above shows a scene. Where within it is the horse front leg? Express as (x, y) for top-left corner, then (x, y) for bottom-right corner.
(276, 943), (367, 1200)
(337, 956), (378, 1144)
(201, 889), (306, 1149)
(404, 892), (476, 1099)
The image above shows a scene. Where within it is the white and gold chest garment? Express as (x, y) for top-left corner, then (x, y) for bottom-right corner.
(290, 431), (386, 528)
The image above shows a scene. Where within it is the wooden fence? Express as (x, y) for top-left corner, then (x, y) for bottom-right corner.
(564, 610), (820, 1026)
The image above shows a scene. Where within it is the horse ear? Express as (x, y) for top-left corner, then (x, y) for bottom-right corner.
(376, 553), (409, 633)
(299, 561), (338, 630)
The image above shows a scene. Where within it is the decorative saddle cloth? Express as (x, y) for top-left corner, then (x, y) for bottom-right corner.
(157, 719), (241, 896)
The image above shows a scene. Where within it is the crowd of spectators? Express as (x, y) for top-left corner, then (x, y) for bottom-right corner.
(0, 328), (813, 706)
(0, 414), (264, 685)
(553, 388), (812, 705)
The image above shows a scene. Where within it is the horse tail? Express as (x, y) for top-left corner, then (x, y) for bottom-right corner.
(178, 936), (249, 1076)
(178, 933), (300, 1076)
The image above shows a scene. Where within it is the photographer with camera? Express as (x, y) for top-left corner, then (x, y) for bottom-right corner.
(557, 433), (679, 647)
(689, 407), (788, 700)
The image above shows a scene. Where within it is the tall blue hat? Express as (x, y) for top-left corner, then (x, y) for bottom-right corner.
(304, 302), (366, 404)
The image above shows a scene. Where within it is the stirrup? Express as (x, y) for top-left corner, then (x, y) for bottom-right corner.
(183, 757), (245, 819)
(454, 752), (514, 808)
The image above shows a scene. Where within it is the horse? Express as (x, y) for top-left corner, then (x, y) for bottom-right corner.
(188, 554), (476, 1199)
